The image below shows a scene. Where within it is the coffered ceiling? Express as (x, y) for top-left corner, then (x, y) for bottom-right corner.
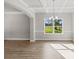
(5, 0), (74, 14)
(22, 0), (74, 13)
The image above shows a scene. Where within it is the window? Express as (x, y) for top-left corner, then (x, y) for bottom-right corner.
(54, 18), (62, 33)
(44, 17), (53, 33)
(44, 17), (63, 34)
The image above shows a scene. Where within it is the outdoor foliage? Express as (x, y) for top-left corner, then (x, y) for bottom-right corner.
(54, 26), (62, 33)
(54, 19), (62, 26)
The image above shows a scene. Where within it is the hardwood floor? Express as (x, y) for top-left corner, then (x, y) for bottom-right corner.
(4, 40), (67, 59)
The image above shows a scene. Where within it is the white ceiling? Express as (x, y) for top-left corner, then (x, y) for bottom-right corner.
(5, 0), (74, 13)
(22, 0), (74, 13)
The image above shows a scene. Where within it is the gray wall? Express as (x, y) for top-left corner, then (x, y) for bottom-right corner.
(4, 2), (35, 40)
(35, 12), (74, 40)
(4, 14), (30, 39)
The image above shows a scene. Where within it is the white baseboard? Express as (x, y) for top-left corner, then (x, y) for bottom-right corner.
(30, 40), (36, 42)
(4, 38), (29, 40)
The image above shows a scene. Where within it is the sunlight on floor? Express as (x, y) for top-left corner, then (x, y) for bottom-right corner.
(57, 50), (73, 59)
(50, 44), (67, 50)
(50, 43), (74, 59)
(63, 44), (74, 49)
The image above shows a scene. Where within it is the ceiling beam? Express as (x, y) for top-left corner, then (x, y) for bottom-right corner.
(5, 0), (35, 18)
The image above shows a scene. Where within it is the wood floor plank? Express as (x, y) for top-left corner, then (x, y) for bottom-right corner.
(4, 40), (65, 59)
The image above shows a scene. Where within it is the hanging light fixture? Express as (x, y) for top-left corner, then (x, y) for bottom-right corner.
(52, 0), (55, 18)
(52, 0), (60, 20)
(50, 0), (56, 20)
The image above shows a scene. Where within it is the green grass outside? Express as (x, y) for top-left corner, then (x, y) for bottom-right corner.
(45, 26), (53, 33)
(54, 26), (62, 33)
